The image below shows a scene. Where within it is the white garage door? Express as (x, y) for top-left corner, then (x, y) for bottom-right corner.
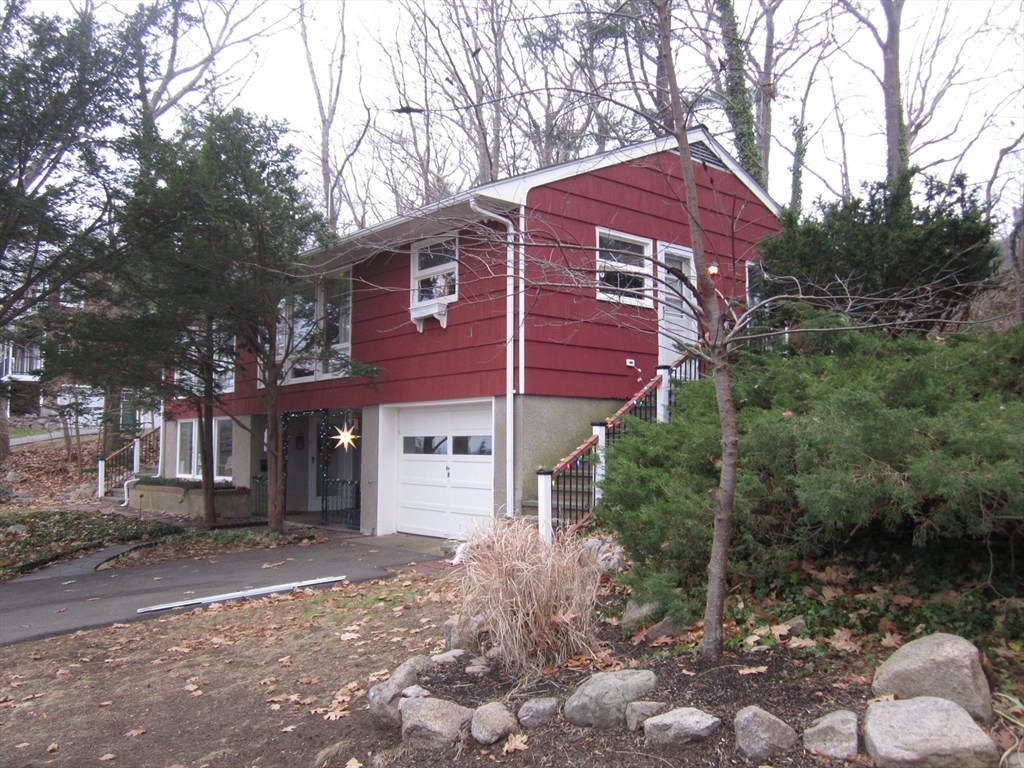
(397, 403), (493, 538)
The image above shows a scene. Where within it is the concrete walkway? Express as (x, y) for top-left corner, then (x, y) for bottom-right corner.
(0, 531), (446, 646)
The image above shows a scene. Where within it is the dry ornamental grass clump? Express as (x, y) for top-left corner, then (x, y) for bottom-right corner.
(456, 519), (602, 676)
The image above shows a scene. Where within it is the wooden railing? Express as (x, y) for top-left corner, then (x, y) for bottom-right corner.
(96, 427), (161, 498)
(536, 354), (700, 543)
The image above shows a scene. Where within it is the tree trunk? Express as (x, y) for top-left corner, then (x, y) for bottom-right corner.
(198, 360), (217, 527)
(655, 0), (739, 658)
(715, 0), (763, 184)
(0, 401), (9, 467)
(101, 389), (123, 456)
(266, 384), (285, 534)
(880, 0), (907, 181)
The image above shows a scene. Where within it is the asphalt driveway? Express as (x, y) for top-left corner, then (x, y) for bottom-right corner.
(0, 532), (445, 645)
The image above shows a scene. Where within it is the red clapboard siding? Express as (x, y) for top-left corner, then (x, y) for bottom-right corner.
(520, 150), (777, 401)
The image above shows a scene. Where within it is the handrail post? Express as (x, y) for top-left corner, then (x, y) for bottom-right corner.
(656, 365), (671, 423)
(133, 437), (141, 474)
(591, 421), (607, 506)
(97, 460), (105, 499)
(536, 469), (553, 545)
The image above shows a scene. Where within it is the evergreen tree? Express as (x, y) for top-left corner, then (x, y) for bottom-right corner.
(758, 173), (1000, 333)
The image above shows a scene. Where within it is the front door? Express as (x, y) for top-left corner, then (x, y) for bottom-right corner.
(659, 248), (698, 367)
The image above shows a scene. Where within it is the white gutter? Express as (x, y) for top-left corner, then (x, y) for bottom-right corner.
(469, 198), (516, 520)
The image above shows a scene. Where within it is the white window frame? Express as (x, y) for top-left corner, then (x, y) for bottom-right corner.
(175, 417), (234, 482)
(596, 228), (654, 308)
(277, 274), (354, 385)
(321, 270), (352, 378)
(411, 236), (458, 307)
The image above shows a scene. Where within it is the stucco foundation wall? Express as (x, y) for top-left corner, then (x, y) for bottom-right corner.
(160, 421), (176, 479)
(513, 394), (621, 511)
(359, 406), (379, 535)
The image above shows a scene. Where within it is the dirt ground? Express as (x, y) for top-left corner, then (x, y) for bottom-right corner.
(1, 563), (899, 768)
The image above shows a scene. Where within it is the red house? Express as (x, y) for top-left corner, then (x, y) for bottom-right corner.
(160, 128), (779, 538)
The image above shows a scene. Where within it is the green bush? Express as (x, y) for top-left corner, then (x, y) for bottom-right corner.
(599, 326), (1024, 620)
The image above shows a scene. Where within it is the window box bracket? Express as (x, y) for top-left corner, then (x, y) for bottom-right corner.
(410, 300), (449, 332)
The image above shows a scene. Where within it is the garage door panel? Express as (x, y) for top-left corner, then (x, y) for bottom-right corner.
(396, 403), (493, 538)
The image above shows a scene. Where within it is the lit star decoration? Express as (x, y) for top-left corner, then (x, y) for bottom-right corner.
(331, 424), (358, 451)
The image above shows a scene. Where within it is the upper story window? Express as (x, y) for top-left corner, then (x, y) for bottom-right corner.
(596, 229), (654, 308)
(277, 272), (353, 385)
(410, 237), (457, 331)
(322, 274), (352, 376)
(412, 237), (458, 306)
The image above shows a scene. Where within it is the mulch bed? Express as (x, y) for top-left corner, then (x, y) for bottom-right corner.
(402, 619), (874, 768)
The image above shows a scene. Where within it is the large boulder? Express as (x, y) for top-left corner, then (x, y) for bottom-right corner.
(367, 656), (433, 728)
(734, 705), (798, 761)
(563, 670), (657, 728)
(471, 702), (519, 745)
(518, 698), (558, 729)
(621, 601), (658, 632)
(626, 701), (668, 732)
(643, 707), (720, 745)
(872, 633), (992, 721)
(803, 710), (858, 760)
(863, 696), (999, 768)
(399, 697), (474, 749)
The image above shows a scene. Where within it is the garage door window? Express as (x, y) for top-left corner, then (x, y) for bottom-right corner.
(403, 436), (448, 454)
(453, 436), (491, 455)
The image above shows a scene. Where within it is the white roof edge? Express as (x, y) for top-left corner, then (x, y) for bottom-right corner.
(328, 127), (779, 253)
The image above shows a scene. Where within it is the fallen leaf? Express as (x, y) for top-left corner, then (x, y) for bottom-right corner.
(280, 725), (297, 733)
(125, 728), (146, 738)
(788, 637), (817, 649)
(98, 701), (113, 707)
(649, 635), (674, 647)
(890, 594), (916, 607)
(47, 743), (59, 753)
(769, 623), (790, 642)
(880, 631), (903, 648)
(15, 743), (29, 749)
(820, 585), (843, 603)
(738, 666), (768, 675)
(262, 561), (285, 569)
(99, 753), (116, 761)
(502, 733), (529, 754)
(344, 758), (363, 768)
(827, 627), (862, 654)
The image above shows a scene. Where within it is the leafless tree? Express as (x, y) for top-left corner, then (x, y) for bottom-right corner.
(296, 0), (371, 234)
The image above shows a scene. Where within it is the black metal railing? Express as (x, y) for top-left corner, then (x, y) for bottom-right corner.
(322, 478), (360, 529)
(249, 475), (268, 518)
(669, 355), (702, 407)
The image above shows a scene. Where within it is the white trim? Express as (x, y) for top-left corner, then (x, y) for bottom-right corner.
(596, 228), (654, 308)
(410, 235), (458, 331)
(318, 127), (780, 267)
(658, 243), (698, 366)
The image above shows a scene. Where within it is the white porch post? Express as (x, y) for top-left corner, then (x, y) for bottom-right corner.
(132, 437), (141, 474)
(536, 469), (553, 545)
(592, 421), (607, 506)
(656, 365), (671, 423)
(97, 460), (105, 499)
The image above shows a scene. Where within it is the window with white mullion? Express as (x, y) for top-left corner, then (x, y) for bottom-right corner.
(175, 417), (233, 481)
(596, 229), (654, 307)
(411, 237), (458, 307)
(322, 272), (352, 376)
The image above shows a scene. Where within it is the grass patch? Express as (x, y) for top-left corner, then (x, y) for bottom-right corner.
(0, 509), (181, 580)
(8, 427), (56, 439)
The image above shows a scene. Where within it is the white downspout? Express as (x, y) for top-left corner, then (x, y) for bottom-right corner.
(470, 198), (516, 519)
(518, 205), (526, 396)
